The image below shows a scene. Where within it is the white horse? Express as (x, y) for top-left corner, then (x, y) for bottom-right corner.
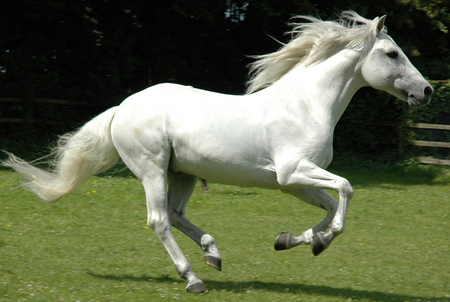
(2, 11), (433, 292)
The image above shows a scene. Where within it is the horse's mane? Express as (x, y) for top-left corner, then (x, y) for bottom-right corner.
(246, 11), (386, 94)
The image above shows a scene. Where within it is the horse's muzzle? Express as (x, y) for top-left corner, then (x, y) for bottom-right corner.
(408, 85), (433, 107)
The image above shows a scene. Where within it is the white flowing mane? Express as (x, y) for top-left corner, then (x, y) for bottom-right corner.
(246, 11), (387, 94)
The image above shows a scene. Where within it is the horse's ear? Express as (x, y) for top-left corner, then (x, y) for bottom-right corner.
(374, 15), (387, 36)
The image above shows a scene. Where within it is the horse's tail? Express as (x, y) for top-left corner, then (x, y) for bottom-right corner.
(1, 107), (120, 203)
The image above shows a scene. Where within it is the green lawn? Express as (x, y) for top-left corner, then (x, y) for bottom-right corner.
(1, 164), (449, 301)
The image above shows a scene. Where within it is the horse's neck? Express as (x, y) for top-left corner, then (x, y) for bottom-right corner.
(270, 49), (365, 127)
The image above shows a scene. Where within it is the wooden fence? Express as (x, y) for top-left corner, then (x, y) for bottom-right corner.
(409, 123), (450, 166)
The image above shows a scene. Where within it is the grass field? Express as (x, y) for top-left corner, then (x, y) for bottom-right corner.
(1, 163), (450, 301)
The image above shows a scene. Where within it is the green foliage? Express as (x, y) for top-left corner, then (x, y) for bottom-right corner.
(398, 0), (450, 33)
(334, 89), (408, 162)
(410, 81), (450, 123)
(1, 167), (450, 301)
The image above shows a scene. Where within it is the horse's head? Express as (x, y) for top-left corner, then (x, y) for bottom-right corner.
(361, 15), (433, 107)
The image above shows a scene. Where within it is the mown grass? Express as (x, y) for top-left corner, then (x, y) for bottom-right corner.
(1, 163), (450, 301)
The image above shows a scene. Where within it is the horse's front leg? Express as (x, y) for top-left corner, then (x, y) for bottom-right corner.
(276, 159), (354, 256)
(274, 188), (338, 252)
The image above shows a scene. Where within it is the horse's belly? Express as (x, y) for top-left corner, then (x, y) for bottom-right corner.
(170, 154), (279, 189)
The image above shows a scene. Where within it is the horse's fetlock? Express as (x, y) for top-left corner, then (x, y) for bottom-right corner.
(330, 223), (345, 235)
(178, 264), (194, 280)
(201, 234), (216, 252)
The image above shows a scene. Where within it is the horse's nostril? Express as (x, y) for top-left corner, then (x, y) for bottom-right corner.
(424, 86), (434, 97)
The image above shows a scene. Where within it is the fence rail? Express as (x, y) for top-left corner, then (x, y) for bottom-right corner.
(408, 122), (450, 166)
(409, 122), (450, 131)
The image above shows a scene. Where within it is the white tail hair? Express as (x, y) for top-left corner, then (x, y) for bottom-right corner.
(2, 107), (120, 203)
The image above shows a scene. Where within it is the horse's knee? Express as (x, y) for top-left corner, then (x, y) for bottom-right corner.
(336, 178), (354, 198)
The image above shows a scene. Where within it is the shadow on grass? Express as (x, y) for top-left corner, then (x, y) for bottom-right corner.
(87, 271), (448, 301)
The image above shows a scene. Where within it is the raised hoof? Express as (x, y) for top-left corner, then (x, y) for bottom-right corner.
(186, 281), (209, 293)
(274, 231), (293, 251)
(311, 232), (327, 256)
(205, 255), (222, 271)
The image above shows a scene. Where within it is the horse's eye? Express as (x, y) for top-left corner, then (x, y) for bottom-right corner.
(387, 50), (398, 59)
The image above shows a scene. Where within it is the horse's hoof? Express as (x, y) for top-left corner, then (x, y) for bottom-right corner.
(274, 231), (293, 251)
(311, 232), (327, 256)
(205, 255), (222, 271)
(186, 281), (209, 293)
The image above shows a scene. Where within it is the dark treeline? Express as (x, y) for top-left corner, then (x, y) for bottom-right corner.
(1, 0), (449, 161)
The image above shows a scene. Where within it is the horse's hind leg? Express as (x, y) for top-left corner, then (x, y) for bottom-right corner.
(275, 188), (338, 255)
(140, 172), (208, 293)
(168, 172), (222, 271)
(111, 113), (206, 292)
